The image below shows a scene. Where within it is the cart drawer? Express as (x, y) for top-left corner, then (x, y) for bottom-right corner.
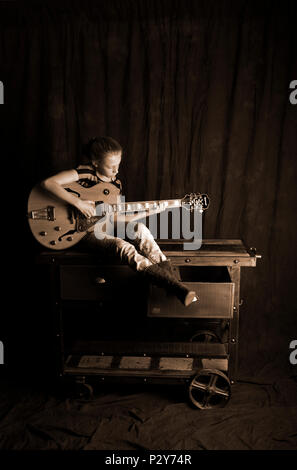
(148, 281), (235, 318)
(60, 265), (138, 300)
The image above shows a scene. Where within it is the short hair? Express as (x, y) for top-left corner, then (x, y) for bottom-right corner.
(86, 136), (122, 163)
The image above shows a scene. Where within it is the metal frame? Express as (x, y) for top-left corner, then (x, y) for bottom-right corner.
(37, 239), (259, 395)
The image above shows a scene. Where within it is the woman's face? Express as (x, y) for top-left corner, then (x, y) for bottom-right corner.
(93, 152), (122, 179)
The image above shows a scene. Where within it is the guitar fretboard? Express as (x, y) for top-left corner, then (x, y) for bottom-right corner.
(97, 199), (182, 214)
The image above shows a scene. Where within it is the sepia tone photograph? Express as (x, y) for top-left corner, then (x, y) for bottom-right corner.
(0, 0), (296, 457)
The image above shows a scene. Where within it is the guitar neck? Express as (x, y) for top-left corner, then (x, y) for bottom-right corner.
(102, 198), (183, 213)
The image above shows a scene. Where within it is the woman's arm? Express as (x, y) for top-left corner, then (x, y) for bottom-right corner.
(41, 170), (96, 218)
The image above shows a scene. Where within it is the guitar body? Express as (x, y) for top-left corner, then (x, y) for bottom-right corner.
(28, 180), (210, 251)
(27, 181), (121, 250)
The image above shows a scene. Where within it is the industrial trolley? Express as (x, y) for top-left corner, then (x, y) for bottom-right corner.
(37, 239), (260, 410)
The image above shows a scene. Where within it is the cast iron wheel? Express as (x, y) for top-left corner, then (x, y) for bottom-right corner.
(189, 368), (231, 410)
(189, 330), (222, 343)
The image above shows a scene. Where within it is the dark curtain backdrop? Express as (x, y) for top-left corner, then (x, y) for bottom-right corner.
(1, 0), (296, 377)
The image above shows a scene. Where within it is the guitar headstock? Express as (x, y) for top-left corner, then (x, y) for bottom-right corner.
(181, 193), (210, 212)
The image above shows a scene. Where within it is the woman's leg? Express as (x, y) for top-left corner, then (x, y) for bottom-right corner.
(83, 224), (197, 307)
(125, 223), (197, 306)
(83, 231), (152, 272)
(126, 222), (167, 264)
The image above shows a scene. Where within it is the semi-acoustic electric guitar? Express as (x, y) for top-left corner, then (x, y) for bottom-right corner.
(27, 180), (210, 250)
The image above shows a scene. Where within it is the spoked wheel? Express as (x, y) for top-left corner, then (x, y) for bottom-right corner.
(189, 330), (222, 343)
(189, 368), (231, 410)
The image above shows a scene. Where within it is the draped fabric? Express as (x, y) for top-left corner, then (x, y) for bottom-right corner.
(1, 0), (297, 377)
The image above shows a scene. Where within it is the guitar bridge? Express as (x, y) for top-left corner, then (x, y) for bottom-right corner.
(28, 205), (56, 221)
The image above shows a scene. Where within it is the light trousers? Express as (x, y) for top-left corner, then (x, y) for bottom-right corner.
(83, 222), (167, 272)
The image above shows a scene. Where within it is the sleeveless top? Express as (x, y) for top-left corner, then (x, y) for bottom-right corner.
(75, 164), (122, 193)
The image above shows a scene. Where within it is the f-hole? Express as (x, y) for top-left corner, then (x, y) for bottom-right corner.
(65, 188), (81, 197)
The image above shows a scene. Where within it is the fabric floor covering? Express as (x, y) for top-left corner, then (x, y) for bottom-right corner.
(0, 374), (296, 451)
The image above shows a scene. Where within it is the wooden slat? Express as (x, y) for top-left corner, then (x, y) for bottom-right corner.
(64, 354), (228, 376)
(67, 340), (227, 357)
(64, 367), (198, 378)
(37, 240), (257, 266)
(160, 244), (249, 256)
(158, 239), (244, 245)
(168, 257), (256, 267)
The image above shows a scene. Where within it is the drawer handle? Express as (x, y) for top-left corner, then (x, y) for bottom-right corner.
(185, 258), (191, 263)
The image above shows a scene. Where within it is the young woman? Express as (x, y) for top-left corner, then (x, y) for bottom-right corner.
(41, 136), (198, 306)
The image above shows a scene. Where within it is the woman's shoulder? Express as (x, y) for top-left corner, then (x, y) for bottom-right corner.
(76, 163), (96, 176)
(115, 177), (122, 185)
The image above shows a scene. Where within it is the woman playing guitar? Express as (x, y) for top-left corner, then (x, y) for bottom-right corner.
(40, 136), (198, 307)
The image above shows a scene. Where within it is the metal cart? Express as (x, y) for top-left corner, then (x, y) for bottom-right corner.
(37, 239), (260, 409)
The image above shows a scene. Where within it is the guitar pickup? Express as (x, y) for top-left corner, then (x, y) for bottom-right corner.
(76, 215), (99, 232)
(28, 205), (56, 221)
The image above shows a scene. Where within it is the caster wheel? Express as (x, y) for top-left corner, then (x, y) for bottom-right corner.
(189, 330), (222, 343)
(189, 368), (231, 409)
(74, 382), (94, 400)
